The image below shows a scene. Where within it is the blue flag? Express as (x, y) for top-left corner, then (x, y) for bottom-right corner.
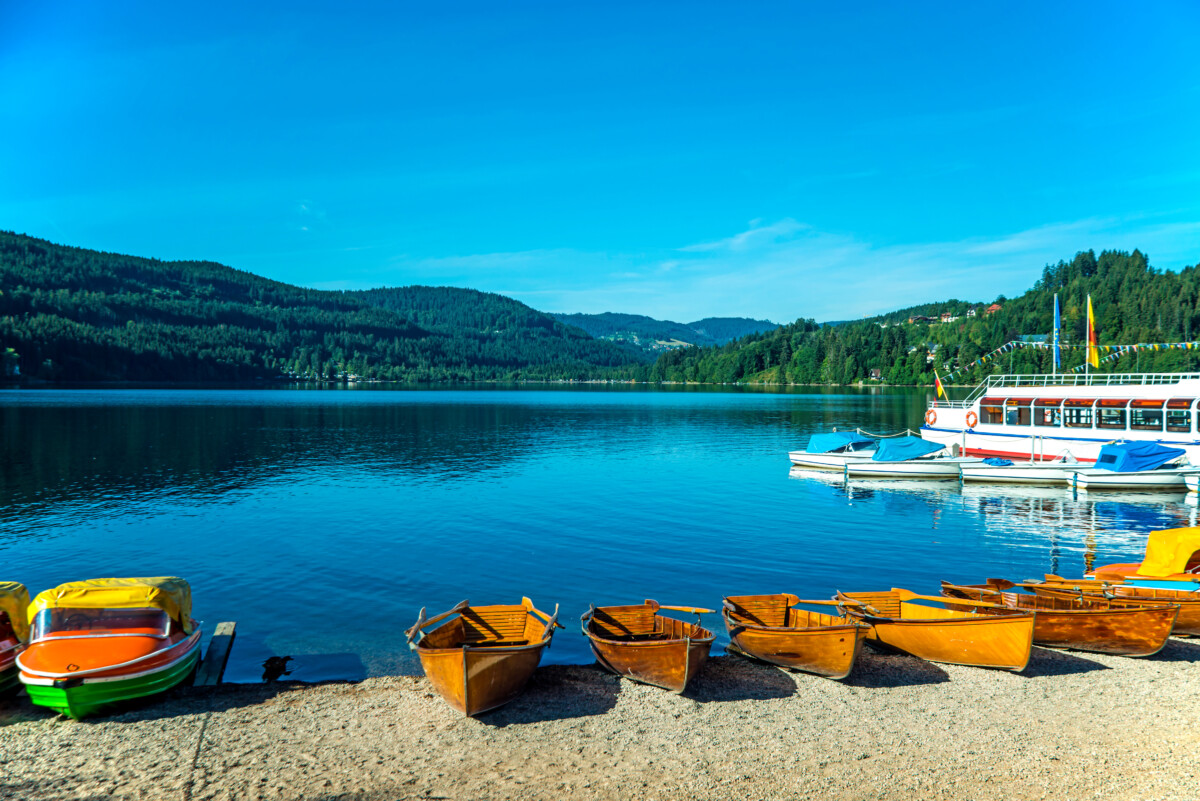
(1052, 294), (1061, 371)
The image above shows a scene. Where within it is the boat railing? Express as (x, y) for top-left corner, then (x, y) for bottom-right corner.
(932, 373), (1200, 408)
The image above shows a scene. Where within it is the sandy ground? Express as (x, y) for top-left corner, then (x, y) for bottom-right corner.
(4, 643), (1200, 801)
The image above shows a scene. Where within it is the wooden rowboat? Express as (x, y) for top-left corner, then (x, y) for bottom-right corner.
(836, 588), (1035, 671)
(722, 594), (869, 679)
(940, 580), (1178, 656)
(0, 582), (30, 697)
(18, 577), (202, 718)
(581, 600), (714, 692)
(1032, 576), (1200, 637)
(406, 597), (561, 716)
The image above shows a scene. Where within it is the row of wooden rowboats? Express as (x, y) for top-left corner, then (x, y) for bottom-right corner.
(6, 529), (1200, 719)
(406, 525), (1200, 716)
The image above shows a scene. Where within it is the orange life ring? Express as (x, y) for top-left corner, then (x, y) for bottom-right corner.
(925, 409), (937, 425)
(965, 410), (978, 428)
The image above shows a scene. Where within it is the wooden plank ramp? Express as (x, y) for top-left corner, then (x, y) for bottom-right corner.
(195, 621), (237, 687)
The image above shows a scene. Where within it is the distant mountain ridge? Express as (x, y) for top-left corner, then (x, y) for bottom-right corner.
(0, 232), (646, 382)
(550, 312), (778, 354)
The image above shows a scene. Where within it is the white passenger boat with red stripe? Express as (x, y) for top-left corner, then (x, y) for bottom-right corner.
(921, 373), (1200, 464)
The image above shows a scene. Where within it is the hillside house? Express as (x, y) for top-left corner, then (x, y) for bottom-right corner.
(985, 303), (1003, 316)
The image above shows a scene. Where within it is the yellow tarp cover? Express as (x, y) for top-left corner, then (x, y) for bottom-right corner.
(0, 581), (30, 642)
(1136, 527), (1200, 577)
(28, 577), (193, 633)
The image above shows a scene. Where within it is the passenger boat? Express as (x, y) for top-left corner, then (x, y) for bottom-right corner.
(788, 431), (877, 470)
(958, 453), (1081, 485)
(1072, 442), (1200, 490)
(940, 580), (1178, 656)
(0, 582), (30, 697)
(845, 435), (981, 479)
(922, 372), (1200, 464)
(722, 594), (868, 679)
(18, 577), (202, 719)
(835, 588), (1034, 671)
(581, 600), (714, 692)
(406, 597), (560, 716)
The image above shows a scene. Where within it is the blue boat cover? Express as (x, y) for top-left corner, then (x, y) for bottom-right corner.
(805, 431), (875, 454)
(871, 436), (946, 462)
(1093, 441), (1186, 473)
(984, 458), (1014, 466)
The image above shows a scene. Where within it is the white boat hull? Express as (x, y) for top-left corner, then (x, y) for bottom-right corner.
(959, 463), (1078, 485)
(787, 450), (875, 470)
(1074, 468), (1200, 490)
(846, 458), (980, 479)
(1187, 475), (1199, 493)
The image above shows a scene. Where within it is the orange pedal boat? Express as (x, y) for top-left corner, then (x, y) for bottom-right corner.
(407, 597), (561, 716)
(18, 577), (202, 718)
(581, 600), (715, 692)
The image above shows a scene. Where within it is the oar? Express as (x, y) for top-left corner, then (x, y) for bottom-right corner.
(656, 604), (716, 615)
(539, 605), (561, 641)
(833, 594), (883, 617)
(522, 597), (566, 629)
(404, 599), (469, 643)
(892, 587), (1011, 610)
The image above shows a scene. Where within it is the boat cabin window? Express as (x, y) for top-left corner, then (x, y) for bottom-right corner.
(1167, 399), (1195, 433)
(1004, 398), (1032, 426)
(30, 607), (171, 641)
(980, 397), (1004, 424)
(1096, 399), (1130, 430)
(1129, 399), (1165, 432)
(1033, 399), (1063, 427)
(1062, 399), (1095, 429)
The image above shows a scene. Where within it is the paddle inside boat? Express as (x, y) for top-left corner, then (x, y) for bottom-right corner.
(406, 597), (561, 716)
(722, 594), (868, 679)
(18, 577), (202, 718)
(582, 600), (714, 693)
(0, 582), (30, 697)
(836, 587), (1035, 671)
(940, 579), (1178, 657)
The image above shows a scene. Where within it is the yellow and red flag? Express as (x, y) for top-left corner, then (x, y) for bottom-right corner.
(934, 369), (946, 399)
(1086, 295), (1100, 368)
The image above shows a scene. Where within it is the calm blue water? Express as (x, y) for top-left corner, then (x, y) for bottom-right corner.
(1, 386), (1194, 683)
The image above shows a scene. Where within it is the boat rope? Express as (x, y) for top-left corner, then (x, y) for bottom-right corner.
(855, 427), (917, 439)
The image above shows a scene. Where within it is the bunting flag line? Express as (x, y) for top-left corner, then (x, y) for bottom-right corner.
(936, 339), (1200, 384)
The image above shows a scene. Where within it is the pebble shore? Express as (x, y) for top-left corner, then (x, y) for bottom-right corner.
(3, 643), (1200, 800)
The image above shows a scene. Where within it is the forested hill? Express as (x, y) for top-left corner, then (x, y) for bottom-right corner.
(645, 249), (1200, 385)
(686, 317), (779, 343)
(0, 232), (643, 382)
(550, 312), (779, 354)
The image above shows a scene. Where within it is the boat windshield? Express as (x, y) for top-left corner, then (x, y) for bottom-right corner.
(31, 607), (171, 641)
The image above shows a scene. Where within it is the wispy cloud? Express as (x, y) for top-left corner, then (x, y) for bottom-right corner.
(354, 214), (1200, 323)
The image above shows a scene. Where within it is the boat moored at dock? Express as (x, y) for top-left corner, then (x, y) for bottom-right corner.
(958, 454), (1081, 485)
(845, 435), (981, 479)
(788, 431), (877, 470)
(1072, 442), (1200, 490)
(18, 577), (202, 718)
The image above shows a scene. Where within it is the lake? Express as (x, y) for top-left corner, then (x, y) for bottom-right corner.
(2, 385), (1194, 683)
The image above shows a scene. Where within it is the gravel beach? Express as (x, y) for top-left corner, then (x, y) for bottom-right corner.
(3, 643), (1200, 801)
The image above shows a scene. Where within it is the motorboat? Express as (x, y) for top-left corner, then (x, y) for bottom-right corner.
(959, 453), (1081, 485)
(18, 577), (202, 718)
(1073, 442), (1200, 490)
(788, 431), (877, 470)
(0, 582), (29, 697)
(845, 435), (981, 479)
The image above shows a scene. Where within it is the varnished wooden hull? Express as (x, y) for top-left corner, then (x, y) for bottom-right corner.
(941, 584), (1178, 656)
(583, 602), (714, 693)
(416, 642), (547, 716)
(723, 594), (867, 679)
(410, 600), (558, 716)
(839, 590), (1034, 671)
(1033, 582), (1200, 637)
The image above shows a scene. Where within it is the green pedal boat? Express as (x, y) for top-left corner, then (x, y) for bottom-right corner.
(18, 577), (202, 718)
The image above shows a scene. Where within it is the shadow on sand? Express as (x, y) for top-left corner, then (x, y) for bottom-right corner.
(686, 654), (798, 703)
(1145, 636), (1200, 663)
(843, 644), (950, 687)
(477, 664), (621, 727)
(1020, 647), (1110, 678)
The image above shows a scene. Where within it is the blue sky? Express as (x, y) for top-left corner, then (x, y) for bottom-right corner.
(2, 2), (1199, 322)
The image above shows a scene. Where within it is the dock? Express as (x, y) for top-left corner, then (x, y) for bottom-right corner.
(195, 621), (237, 687)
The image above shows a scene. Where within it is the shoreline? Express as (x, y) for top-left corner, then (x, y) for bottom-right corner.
(4, 645), (1200, 800)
